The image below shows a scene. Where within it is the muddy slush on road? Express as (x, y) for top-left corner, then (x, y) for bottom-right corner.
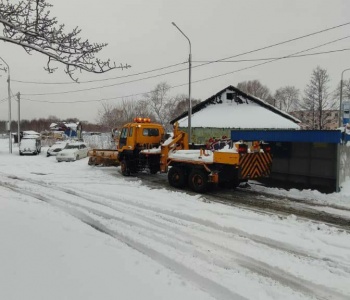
(132, 171), (350, 231)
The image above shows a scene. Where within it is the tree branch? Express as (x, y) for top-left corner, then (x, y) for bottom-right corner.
(0, 0), (130, 81)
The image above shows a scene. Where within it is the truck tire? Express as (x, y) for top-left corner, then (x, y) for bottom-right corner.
(168, 166), (186, 188)
(188, 169), (208, 193)
(149, 166), (159, 174)
(120, 159), (130, 176)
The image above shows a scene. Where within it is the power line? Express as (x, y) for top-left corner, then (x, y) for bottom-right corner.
(22, 35), (350, 97)
(200, 21), (350, 64)
(21, 35), (350, 104)
(184, 36), (350, 86)
(0, 95), (15, 103)
(22, 65), (190, 96)
(13, 20), (350, 87)
(11, 61), (188, 85)
(192, 48), (350, 63)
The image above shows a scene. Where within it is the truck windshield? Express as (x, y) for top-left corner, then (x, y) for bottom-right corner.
(143, 128), (159, 137)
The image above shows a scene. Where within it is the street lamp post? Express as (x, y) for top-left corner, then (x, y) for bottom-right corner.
(0, 56), (12, 153)
(172, 22), (192, 144)
(339, 68), (350, 127)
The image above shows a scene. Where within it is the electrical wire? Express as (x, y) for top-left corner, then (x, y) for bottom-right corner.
(22, 35), (350, 97)
(22, 65), (190, 96)
(198, 21), (350, 64)
(21, 35), (350, 104)
(0, 94), (15, 103)
(174, 37), (350, 87)
(12, 20), (350, 86)
(192, 48), (350, 63)
(11, 61), (188, 85)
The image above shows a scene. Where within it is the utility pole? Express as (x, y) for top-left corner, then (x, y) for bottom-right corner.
(17, 92), (20, 145)
(0, 56), (12, 153)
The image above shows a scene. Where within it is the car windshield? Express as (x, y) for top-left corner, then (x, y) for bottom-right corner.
(51, 143), (65, 149)
(20, 139), (36, 147)
(65, 145), (80, 149)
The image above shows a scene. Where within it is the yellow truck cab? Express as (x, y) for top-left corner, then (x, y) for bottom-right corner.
(117, 118), (165, 175)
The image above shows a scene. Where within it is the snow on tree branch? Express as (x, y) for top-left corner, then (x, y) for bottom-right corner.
(0, 0), (130, 81)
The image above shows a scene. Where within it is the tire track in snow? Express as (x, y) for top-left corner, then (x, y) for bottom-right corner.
(4, 173), (350, 264)
(135, 172), (350, 229)
(1, 174), (334, 260)
(3, 174), (350, 275)
(1, 176), (349, 299)
(0, 179), (247, 300)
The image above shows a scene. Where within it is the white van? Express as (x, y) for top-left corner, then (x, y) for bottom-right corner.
(19, 135), (42, 155)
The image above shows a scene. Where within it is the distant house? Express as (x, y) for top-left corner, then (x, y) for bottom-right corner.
(170, 85), (300, 144)
(49, 121), (82, 139)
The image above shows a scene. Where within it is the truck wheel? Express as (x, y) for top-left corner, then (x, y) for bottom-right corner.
(149, 166), (159, 174)
(188, 169), (208, 193)
(120, 159), (130, 176)
(168, 166), (186, 188)
(232, 180), (240, 189)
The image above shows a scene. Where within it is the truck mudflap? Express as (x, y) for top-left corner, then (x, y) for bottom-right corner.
(239, 152), (272, 180)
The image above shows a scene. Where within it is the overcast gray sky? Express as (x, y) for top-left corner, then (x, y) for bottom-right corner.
(1, 0), (350, 124)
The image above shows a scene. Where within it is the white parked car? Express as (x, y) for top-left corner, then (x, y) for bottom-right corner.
(19, 135), (41, 155)
(56, 142), (89, 162)
(47, 141), (68, 157)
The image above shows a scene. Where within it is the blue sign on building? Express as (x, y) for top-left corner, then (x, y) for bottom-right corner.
(343, 101), (350, 125)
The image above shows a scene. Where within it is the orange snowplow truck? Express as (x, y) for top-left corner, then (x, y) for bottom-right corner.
(114, 118), (272, 193)
(117, 118), (167, 175)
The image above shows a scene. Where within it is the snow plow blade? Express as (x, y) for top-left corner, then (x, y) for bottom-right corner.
(87, 149), (120, 166)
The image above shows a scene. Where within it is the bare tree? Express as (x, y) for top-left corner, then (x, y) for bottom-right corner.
(119, 98), (155, 123)
(143, 82), (177, 130)
(170, 93), (201, 121)
(237, 80), (272, 101)
(97, 102), (123, 129)
(97, 83), (201, 131)
(301, 66), (336, 129)
(274, 86), (300, 112)
(133, 99), (156, 120)
(0, 0), (130, 80)
(97, 98), (157, 129)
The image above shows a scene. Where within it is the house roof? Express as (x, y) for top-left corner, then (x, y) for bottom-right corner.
(171, 85), (301, 129)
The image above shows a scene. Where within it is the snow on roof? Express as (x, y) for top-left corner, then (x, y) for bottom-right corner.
(22, 134), (40, 139)
(65, 123), (78, 130)
(49, 122), (79, 131)
(23, 130), (40, 135)
(173, 86), (300, 130)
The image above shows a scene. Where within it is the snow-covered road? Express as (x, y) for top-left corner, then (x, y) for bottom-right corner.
(1, 140), (350, 300)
